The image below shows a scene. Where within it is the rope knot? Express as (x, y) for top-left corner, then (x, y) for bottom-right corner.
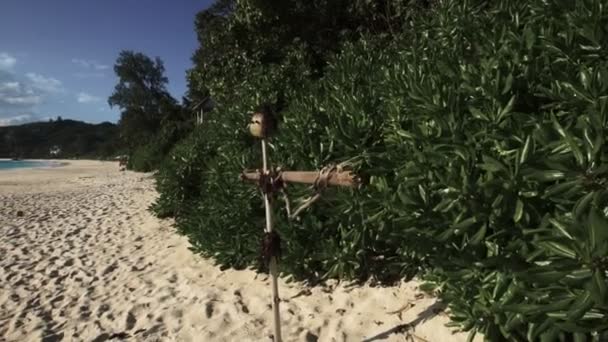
(257, 168), (284, 194)
(284, 161), (351, 220)
(313, 163), (337, 192)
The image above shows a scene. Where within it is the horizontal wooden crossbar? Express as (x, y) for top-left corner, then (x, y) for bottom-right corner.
(241, 170), (360, 188)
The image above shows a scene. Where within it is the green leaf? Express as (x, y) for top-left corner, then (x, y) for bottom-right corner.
(580, 69), (591, 90)
(544, 180), (580, 198)
(519, 135), (532, 165)
(555, 321), (591, 333)
(433, 197), (453, 212)
(505, 313), (524, 331)
(582, 310), (606, 320)
(548, 218), (574, 240)
(499, 282), (519, 305)
(418, 184), (427, 204)
(492, 194), (504, 208)
(552, 113), (585, 166)
(526, 269), (568, 284)
(497, 95), (515, 122)
(574, 192), (594, 220)
(539, 241), (577, 259)
(469, 107), (490, 121)
(525, 170), (566, 182)
(502, 73), (513, 95)
(527, 319), (554, 342)
(513, 199), (524, 223)
(546, 311), (569, 319)
(398, 190), (418, 206)
(453, 216), (478, 230)
(481, 155), (509, 174)
(466, 327), (477, 342)
(566, 290), (593, 321)
(573, 332), (587, 342)
(567, 268), (592, 280)
(469, 223), (487, 245)
(395, 130), (415, 139)
(588, 270), (607, 304)
(524, 26), (535, 49)
(491, 275), (509, 301)
(438, 227), (456, 241)
(589, 207), (608, 251)
(503, 303), (544, 315)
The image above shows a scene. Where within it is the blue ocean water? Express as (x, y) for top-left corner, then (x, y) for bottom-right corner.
(0, 160), (50, 170)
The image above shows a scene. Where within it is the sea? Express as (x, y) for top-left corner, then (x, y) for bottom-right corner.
(0, 160), (51, 170)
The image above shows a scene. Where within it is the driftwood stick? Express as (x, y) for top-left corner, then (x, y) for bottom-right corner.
(242, 170), (359, 188)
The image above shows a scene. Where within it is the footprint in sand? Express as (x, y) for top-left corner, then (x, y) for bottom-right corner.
(234, 290), (250, 314)
(126, 311), (137, 330)
(205, 300), (215, 318)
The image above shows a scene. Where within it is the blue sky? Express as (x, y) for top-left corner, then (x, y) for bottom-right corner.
(0, 0), (213, 126)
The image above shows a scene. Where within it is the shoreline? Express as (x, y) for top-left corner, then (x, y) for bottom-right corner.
(0, 161), (477, 341)
(0, 160), (69, 172)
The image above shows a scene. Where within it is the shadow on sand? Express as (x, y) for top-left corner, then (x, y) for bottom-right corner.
(362, 301), (447, 342)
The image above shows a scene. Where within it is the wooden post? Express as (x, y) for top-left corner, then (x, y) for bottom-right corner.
(261, 139), (282, 342)
(244, 108), (360, 342)
(241, 170), (360, 188)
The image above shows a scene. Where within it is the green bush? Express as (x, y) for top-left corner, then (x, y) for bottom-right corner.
(152, 129), (213, 217)
(127, 115), (192, 173)
(373, 1), (608, 339)
(154, 0), (608, 339)
(128, 143), (163, 172)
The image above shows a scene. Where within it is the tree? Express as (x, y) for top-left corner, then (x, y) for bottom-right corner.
(109, 50), (177, 149)
(0, 120), (120, 159)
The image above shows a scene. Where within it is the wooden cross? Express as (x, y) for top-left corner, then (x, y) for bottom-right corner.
(241, 170), (358, 188)
(241, 110), (359, 342)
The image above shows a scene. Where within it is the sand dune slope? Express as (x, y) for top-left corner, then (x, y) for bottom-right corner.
(0, 161), (475, 342)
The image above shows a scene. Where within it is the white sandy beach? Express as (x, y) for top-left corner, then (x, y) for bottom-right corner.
(0, 160), (476, 342)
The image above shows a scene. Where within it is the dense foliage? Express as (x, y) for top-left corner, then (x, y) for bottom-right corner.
(109, 51), (192, 171)
(148, 0), (608, 340)
(0, 118), (120, 159)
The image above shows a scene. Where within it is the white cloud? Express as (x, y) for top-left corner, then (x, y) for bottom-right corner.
(72, 58), (109, 70)
(0, 114), (53, 126)
(0, 53), (17, 70)
(74, 72), (106, 78)
(77, 92), (101, 103)
(0, 114), (34, 126)
(25, 73), (64, 93)
(0, 82), (19, 92)
(0, 71), (61, 124)
(0, 59), (66, 125)
(0, 79), (42, 106)
(3, 95), (42, 105)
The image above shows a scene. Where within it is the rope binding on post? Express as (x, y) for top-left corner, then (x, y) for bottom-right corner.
(286, 162), (350, 220)
(261, 231), (282, 268)
(256, 168), (284, 195)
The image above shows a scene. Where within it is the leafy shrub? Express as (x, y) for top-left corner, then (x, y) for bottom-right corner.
(128, 143), (163, 172)
(374, 1), (608, 339)
(152, 129), (213, 217)
(154, 0), (608, 339)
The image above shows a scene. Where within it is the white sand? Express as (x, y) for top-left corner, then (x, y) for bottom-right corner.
(0, 160), (477, 342)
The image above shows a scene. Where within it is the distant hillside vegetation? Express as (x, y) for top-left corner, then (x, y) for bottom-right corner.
(0, 118), (122, 159)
